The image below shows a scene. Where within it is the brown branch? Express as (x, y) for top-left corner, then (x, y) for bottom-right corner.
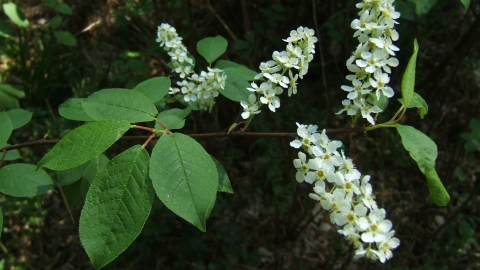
(0, 127), (364, 152)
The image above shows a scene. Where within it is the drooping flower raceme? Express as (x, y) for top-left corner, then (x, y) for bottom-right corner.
(240, 27), (317, 119)
(337, 0), (401, 125)
(157, 23), (227, 112)
(290, 123), (400, 263)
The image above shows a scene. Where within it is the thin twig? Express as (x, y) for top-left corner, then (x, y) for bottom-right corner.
(206, 0), (237, 41)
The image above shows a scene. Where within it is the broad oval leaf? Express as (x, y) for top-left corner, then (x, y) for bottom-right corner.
(3, 143), (21, 161)
(197, 36), (228, 64)
(59, 98), (95, 122)
(55, 3), (73, 15)
(39, 120), (130, 170)
(425, 168), (450, 206)
(219, 70), (251, 102)
(155, 108), (191, 130)
(133, 77), (171, 103)
(2, 3), (28, 28)
(211, 156), (233, 194)
(6, 108), (33, 129)
(401, 39), (419, 108)
(0, 111), (12, 148)
(82, 89), (158, 123)
(214, 60), (258, 81)
(54, 31), (77, 46)
(0, 163), (54, 197)
(150, 133), (218, 232)
(48, 15), (62, 29)
(396, 124), (437, 174)
(80, 145), (154, 269)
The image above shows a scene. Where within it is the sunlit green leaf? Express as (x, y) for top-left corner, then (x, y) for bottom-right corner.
(150, 133), (218, 232)
(197, 36), (228, 64)
(80, 145), (154, 269)
(2, 3), (29, 28)
(39, 120), (130, 170)
(425, 168), (450, 206)
(401, 39), (419, 108)
(398, 92), (428, 118)
(0, 164), (54, 197)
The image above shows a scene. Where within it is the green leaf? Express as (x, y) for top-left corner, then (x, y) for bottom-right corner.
(368, 92), (389, 112)
(54, 31), (77, 46)
(220, 70), (251, 102)
(82, 89), (158, 123)
(408, 0), (437, 15)
(57, 162), (89, 187)
(39, 120), (130, 170)
(81, 154), (109, 199)
(0, 83), (25, 98)
(155, 108), (191, 130)
(2, 3), (29, 28)
(59, 98), (95, 121)
(65, 180), (82, 208)
(46, 0), (58, 8)
(398, 92), (428, 118)
(48, 15), (62, 29)
(0, 91), (19, 110)
(211, 156), (233, 194)
(396, 125), (437, 174)
(3, 143), (21, 161)
(460, 118), (480, 152)
(150, 133), (218, 232)
(0, 19), (13, 38)
(401, 39), (419, 108)
(460, 0), (471, 11)
(80, 145), (154, 269)
(0, 111), (12, 148)
(197, 36), (228, 64)
(55, 3), (73, 15)
(425, 168), (450, 206)
(133, 77), (171, 103)
(0, 164), (54, 197)
(214, 60), (258, 81)
(5, 108), (33, 129)
(0, 207), (3, 238)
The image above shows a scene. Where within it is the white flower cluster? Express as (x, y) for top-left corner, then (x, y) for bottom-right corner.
(241, 27), (317, 119)
(290, 123), (400, 263)
(337, 0), (401, 125)
(156, 23), (227, 112)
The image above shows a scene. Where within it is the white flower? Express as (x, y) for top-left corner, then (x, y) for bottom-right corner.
(370, 71), (394, 99)
(240, 94), (260, 119)
(376, 230), (400, 263)
(293, 152), (309, 183)
(260, 89), (281, 112)
(182, 82), (198, 102)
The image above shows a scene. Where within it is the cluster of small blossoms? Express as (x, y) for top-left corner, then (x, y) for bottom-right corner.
(337, 0), (401, 125)
(290, 123), (400, 262)
(156, 23), (227, 112)
(241, 27), (317, 119)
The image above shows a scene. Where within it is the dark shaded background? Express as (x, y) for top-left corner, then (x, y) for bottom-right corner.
(1, 0), (479, 269)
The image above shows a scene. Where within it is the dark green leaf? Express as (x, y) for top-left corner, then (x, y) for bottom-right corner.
(65, 180), (82, 208)
(0, 83), (25, 97)
(81, 154), (109, 199)
(39, 120), (130, 170)
(54, 31), (77, 46)
(80, 145), (154, 268)
(0, 91), (19, 110)
(211, 156), (233, 194)
(197, 36), (228, 64)
(133, 77), (171, 103)
(220, 70), (251, 102)
(149, 133), (218, 232)
(5, 108), (33, 129)
(57, 162), (89, 187)
(0, 164), (54, 197)
(55, 3), (73, 15)
(82, 89), (158, 123)
(59, 98), (95, 121)
(2, 143), (21, 161)
(48, 16), (62, 29)
(0, 19), (13, 38)
(0, 111), (12, 148)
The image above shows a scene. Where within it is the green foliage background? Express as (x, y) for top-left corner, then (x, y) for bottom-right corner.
(1, 0), (479, 269)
